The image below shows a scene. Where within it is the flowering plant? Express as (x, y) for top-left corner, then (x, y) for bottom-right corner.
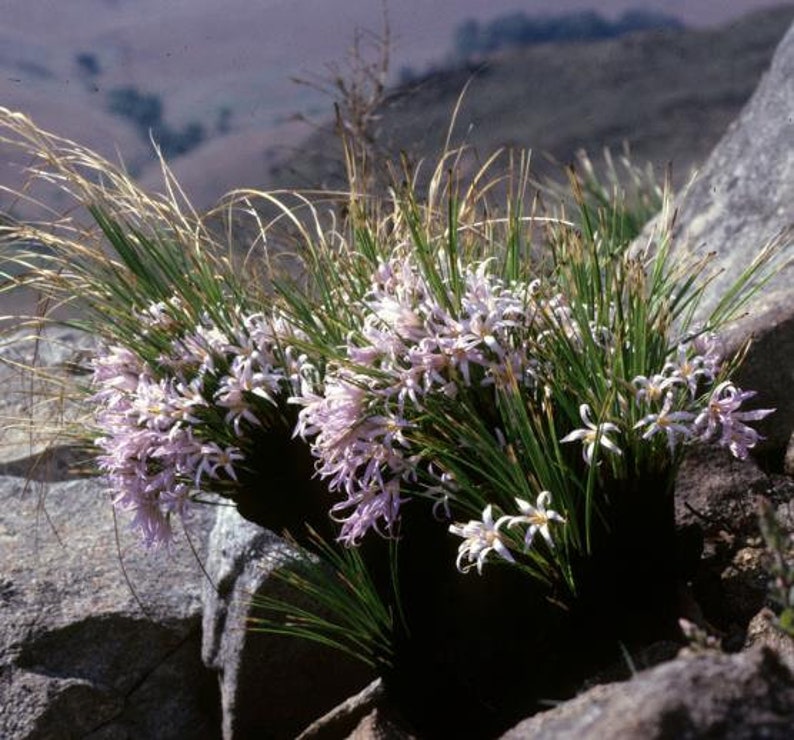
(259, 160), (776, 604)
(90, 305), (298, 546)
(0, 107), (402, 671)
(0, 107), (780, 734)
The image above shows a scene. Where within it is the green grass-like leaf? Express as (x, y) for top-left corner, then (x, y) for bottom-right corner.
(248, 530), (398, 669)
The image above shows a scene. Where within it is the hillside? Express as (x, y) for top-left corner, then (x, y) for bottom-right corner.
(269, 5), (794, 195)
(4, 0), (707, 218)
(1, 4), (792, 218)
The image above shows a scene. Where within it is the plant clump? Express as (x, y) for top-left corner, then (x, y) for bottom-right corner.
(0, 105), (783, 737)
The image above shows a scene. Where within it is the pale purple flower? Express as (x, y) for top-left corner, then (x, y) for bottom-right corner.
(121, 492), (174, 548)
(292, 372), (368, 447)
(195, 442), (245, 483)
(137, 296), (184, 332)
(466, 312), (508, 357)
(449, 504), (515, 574)
(458, 262), (525, 357)
(560, 403), (622, 465)
(154, 425), (203, 469)
(130, 377), (180, 431)
(481, 351), (527, 390)
(693, 381), (774, 459)
(692, 331), (724, 378)
(407, 338), (449, 392)
(91, 345), (146, 397)
(292, 366), (417, 540)
(634, 392), (695, 452)
(436, 332), (486, 386)
(89, 303), (304, 548)
(215, 375), (266, 436)
(161, 482), (193, 518)
(722, 422), (763, 460)
(169, 323), (232, 376)
(693, 381), (764, 437)
(98, 426), (190, 548)
(425, 465), (458, 519)
(539, 294), (583, 346)
(331, 478), (406, 546)
(348, 341), (386, 367)
(291, 254), (614, 551)
(371, 297), (426, 342)
(171, 379), (208, 424)
(504, 491), (566, 550)
(387, 365), (426, 412)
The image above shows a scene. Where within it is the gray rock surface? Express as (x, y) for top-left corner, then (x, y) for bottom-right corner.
(0, 474), (220, 739)
(0, 325), (374, 738)
(658, 19), (794, 448)
(501, 646), (794, 740)
(746, 609), (794, 671)
(298, 679), (385, 740)
(345, 707), (417, 740)
(202, 504), (374, 739)
(0, 325), (96, 474)
(675, 444), (771, 539)
(0, 324), (220, 737)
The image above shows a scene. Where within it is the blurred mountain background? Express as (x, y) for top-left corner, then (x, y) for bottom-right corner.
(277, 4), (794, 197)
(1, 1), (792, 216)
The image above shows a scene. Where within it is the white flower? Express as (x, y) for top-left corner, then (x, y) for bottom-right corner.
(663, 344), (709, 397)
(449, 504), (515, 574)
(560, 403), (622, 465)
(634, 392), (695, 453)
(632, 373), (676, 404)
(504, 491), (566, 550)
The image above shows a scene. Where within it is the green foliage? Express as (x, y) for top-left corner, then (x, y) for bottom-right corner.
(249, 531), (399, 669)
(0, 108), (399, 671)
(268, 143), (775, 590)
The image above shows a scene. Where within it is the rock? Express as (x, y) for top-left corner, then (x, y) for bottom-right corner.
(657, 19), (794, 449)
(0, 326), (373, 738)
(0, 325), (97, 478)
(720, 546), (771, 629)
(744, 494), (794, 669)
(784, 431), (794, 476)
(501, 646), (794, 739)
(674, 445), (786, 649)
(675, 444), (771, 540)
(746, 609), (794, 671)
(345, 707), (417, 740)
(0, 474), (220, 739)
(297, 679), (387, 740)
(201, 504), (374, 739)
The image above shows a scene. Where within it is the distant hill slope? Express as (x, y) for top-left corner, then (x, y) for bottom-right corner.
(270, 5), (794, 193)
(3, 4), (792, 217)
